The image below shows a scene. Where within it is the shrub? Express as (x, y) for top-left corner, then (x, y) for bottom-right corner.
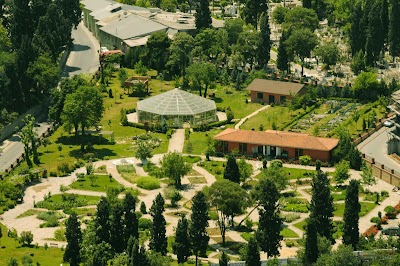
(381, 190), (389, 197)
(384, 206), (397, 219)
(54, 228), (66, 241)
(370, 217), (381, 224)
(285, 239), (296, 247)
(57, 162), (72, 176)
(170, 191), (182, 207)
(20, 231), (34, 246)
(116, 164), (136, 174)
(139, 218), (152, 230)
(140, 201), (147, 214)
(136, 176), (160, 190)
(281, 213), (301, 223)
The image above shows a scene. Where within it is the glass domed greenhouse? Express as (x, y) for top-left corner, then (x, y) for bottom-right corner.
(137, 88), (217, 127)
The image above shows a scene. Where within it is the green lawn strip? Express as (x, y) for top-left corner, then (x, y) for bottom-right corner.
(255, 167), (315, 180)
(198, 160), (225, 180)
(293, 220), (307, 231)
(69, 174), (123, 192)
(240, 232), (254, 241)
(16, 209), (43, 219)
(136, 176), (160, 190)
(334, 202), (377, 217)
(182, 155), (202, 164)
(282, 198), (309, 213)
(213, 88), (262, 119)
(35, 194), (101, 211)
(184, 129), (224, 155)
(331, 193), (346, 202)
(0, 223), (67, 265)
(68, 207), (97, 217)
(281, 227), (299, 238)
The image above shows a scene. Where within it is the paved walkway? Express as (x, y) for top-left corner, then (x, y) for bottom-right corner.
(168, 129), (185, 152)
(235, 105), (270, 129)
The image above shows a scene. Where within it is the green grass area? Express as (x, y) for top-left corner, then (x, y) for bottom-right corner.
(69, 207), (97, 217)
(240, 232), (254, 241)
(334, 202), (377, 217)
(255, 167), (315, 180)
(293, 220), (307, 231)
(198, 160), (225, 180)
(0, 223), (67, 265)
(183, 155), (202, 164)
(184, 129), (223, 155)
(281, 227), (299, 238)
(116, 164), (137, 183)
(241, 106), (304, 131)
(35, 194), (101, 211)
(213, 87), (262, 119)
(16, 209), (43, 219)
(69, 174), (123, 192)
(136, 176), (160, 190)
(282, 198), (309, 213)
(331, 192), (346, 202)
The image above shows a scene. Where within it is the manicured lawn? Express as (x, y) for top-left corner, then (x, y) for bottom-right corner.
(198, 160), (225, 180)
(182, 155), (202, 164)
(334, 202), (377, 217)
(184, 129), (224, 155)
(293, 220), (307, 231)
(35, 194), (101, 211)
(240, 232), (254, 241)
(0, 223), (67, 265)
(255, 167), (315, 180)
(116, 164), (137, 184)
(188, 177), (207, 184)
(213, 87), (263, 119)
(69, 174), (123, 192)
(16, 209), (43, 219)
(241, 106), (304, 130)
(281, 227), (299, 238)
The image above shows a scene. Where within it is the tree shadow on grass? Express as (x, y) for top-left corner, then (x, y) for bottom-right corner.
(213, 97), (223, 103)
(69, 147), (117, 160)
(55, 134), (112, 146)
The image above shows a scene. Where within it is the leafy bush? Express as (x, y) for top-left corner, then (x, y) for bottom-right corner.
(139, 218), (152, 230)
(370, 217), (381, 224)
(20, 231), (34, 246)
(57, 162), (72, 176)
(116, 164), (136, 174)
(170, 191), (182, 207)
(381, 190), (389, 197)
(54, 228), (66, 241)
(281, 213), (301, 223)
(136, 176), (160, 190)
(384, 206), (397, 219)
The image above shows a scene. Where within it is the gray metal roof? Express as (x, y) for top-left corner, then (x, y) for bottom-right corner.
(81, 0), (113, 12)
(99, 14), (168, 40)
(137, 88), (216, 115)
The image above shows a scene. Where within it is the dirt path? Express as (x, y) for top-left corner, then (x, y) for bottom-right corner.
(235, 105), (270, 129)
(168, 129), (185, 152)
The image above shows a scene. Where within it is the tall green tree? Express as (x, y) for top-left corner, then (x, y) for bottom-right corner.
(123, 193), (139, 243)
(303, 0), (311, 8)
(195, 0), (212, 30)
(381, 0), (389, 43)
(10, 0), (33, 50)
(95, 197), (111, 245)
(224, 155), (240, 183)
(27, 52), (59, 97)
(173, 216), (191, 264)
(258, 12), (271, 68)
(309, 171), (334, 244)
(365, 0), (384, 66)
(129, 238), (149, 266)
(304, 217), (319, 264)
(315, 42), (340, 69)
(208, 180), (249, 246)
(186, 62), (217, 97)
(360, 165), (376, 191)
(219, 252), (229, 266)
(150, 193), (167, 255)
(61, 86), (104, 150)
(56, 0), (82, 29)
(190, 191), (209, 266)
(160, 152), (191, 188)
(20, 114), (39, 167)
(389, 0), (400, 59)
(333, 160), (350, 185)
(242, 0), (268, 29)
(245, 237), (261, 266)
(167, 32), (194, 77)
(285, 28), (318, 76)
(255, 179), (282, 257)
(349, 2), (365, 55)
(63, 212), (82, 266)
(343, 179), (360, 249)
(233, 29), (260, 69)
(146, 31), (170, 72)
(224, 18), (244, 45)
(277, 31), (290, 72)
(110, 202), (124, 253)
(283, 7), (319, 32)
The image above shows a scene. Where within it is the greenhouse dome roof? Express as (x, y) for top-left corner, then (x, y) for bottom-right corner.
(137, 88), (216, 115)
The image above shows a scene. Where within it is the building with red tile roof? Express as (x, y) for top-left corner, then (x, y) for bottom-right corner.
(214, 128), (339, 161)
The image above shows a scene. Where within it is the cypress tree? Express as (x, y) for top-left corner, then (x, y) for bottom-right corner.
(258, 12), (271, 68)
(389, 0), (400, 59)
(110, 202), (124, 253)
(245, 237), (261, 266)
(130, 238), (149, 266)
(242, 0), (269, 29)
(95, 197), (111, 244)
(149, 193), (167, 255)
(349, 1), (365, 55)
(309, 171), (334, 244)
(123, 193), (138, 243)
(303, 0), (311, 8)
(304, 217), (319, 264)
(195, 0), (212, 31)
(277, 31), (290, 72)
(63, 212), (82, 266)
(381, 0), (389, 43)
(343, 179), (361, 249)
(173, 216), (191, 264)
(365, 1), (385, 65)
(224, 155), (240, 183)
(219, 252), (229, 266)
(190, 191), (209, 266)
(256, 179), (282, 257)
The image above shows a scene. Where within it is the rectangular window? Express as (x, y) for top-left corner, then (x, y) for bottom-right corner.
(239, 143), (247, 154)
(295, 148), (304, 158)
(223, 141), (228, 153)
(257, 92), (263, 99)
(280, 96), (286, 103)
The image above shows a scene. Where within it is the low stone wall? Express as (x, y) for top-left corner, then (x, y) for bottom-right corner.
(363, 154), (400, 186)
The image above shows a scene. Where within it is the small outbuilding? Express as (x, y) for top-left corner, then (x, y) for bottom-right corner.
(137, 88), (217, 128)
(247, 79), (307, 105)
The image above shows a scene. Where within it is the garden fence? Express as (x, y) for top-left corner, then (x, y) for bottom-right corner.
(362, 154), (400, 186)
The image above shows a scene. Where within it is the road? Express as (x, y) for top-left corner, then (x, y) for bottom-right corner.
(0, 23), (99, 172)
(357, 126), (400, 172)
(62, 22), (100, 77)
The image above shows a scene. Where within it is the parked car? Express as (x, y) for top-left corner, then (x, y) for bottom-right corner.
(384, 120), (394, 127)
(382, 227), (399, 236)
